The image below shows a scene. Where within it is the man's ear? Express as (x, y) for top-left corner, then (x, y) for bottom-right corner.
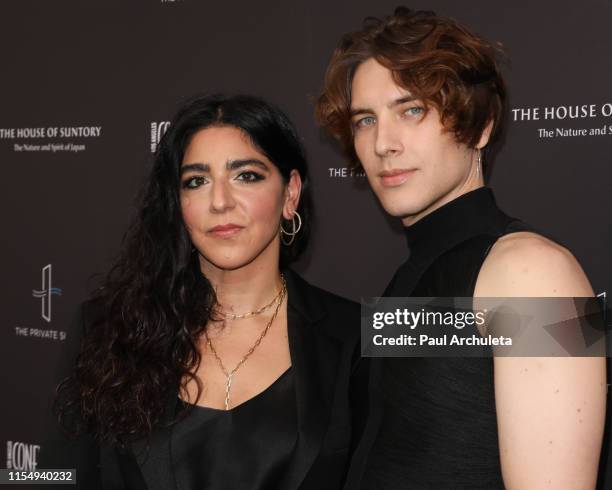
(282, 169), (302, 220)
(476, 119), (494, 149)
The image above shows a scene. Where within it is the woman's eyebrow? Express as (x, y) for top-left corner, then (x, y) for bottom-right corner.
(180, 163), (209, 175)
(180, 159), (270, 174)
(226, 158), (270, 172)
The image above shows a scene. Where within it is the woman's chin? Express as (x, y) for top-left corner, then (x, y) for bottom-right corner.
(197, 254), (260, 274)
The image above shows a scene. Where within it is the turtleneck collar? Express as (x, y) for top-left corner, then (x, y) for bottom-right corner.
(403, 187), (506, 256)
(383, 186), (517, 296)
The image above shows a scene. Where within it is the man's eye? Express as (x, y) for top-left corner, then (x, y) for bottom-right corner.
(404, 107), (425, 117)
(181, 176), (206, 189)
(354, 116), (376, 129)
(236, 171), (265, 183)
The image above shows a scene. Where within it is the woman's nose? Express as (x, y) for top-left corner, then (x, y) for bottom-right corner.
(209, 180), (236, 213)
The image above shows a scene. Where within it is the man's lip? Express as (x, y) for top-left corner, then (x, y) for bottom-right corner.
(379, 168), (417, 187)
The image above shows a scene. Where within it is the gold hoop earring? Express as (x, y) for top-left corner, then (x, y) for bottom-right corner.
(280, 211), (302, 246)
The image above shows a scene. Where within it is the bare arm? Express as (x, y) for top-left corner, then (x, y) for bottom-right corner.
(475, 232), (606, 489)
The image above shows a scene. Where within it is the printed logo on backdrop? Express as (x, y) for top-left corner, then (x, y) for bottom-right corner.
(150, 121), (170, 153)
(328, 167), (366, 179)
(31, 264), (62, 323)
(13, 264), (67, 341)
(6, 441), (40, 471)
(511, 103), (612, 139)
(0, 125), (102, 153)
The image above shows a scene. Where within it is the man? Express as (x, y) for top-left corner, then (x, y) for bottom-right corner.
(317, 7), (605, 489)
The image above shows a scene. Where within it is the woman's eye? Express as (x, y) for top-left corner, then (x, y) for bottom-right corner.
(354, 116), (376, 129)
(236, 171), (264, 183)
(181, 176), (206, 189)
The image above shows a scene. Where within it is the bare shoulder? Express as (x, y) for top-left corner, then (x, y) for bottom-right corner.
(486, 231), (570, 266)
(479, 233), (604, 487)
(474, 231), (593, 297)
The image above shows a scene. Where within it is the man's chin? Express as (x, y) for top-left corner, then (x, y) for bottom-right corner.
(380, 201), (422, 220)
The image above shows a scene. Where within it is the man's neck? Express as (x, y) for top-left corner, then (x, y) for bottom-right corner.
(401, 180), (484, 227)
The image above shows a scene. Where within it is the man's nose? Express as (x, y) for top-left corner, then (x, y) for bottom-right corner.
(374, 118), (404, 158)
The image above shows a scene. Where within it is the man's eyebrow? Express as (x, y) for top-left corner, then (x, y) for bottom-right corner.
(350, 95), (417, 117)
(388, 95), (417, 108)
(349, 107), (373, 117)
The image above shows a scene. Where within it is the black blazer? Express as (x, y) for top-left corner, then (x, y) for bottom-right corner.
(41, 268), (368, 490)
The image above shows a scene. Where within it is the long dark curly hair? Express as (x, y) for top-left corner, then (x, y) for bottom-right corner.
(55, 94), (311, 444)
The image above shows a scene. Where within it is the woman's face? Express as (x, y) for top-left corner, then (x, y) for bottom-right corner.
(180, 125), (300, 273)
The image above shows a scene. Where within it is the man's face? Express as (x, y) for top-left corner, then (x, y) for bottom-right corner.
(350, 58), (483, 225)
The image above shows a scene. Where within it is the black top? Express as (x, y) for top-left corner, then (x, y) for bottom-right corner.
(357, 187), (536, 490)
(172, 367), (297, 490)
(40, 268), (367, 490)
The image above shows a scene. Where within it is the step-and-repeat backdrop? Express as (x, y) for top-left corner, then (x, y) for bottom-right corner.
(1, 1), (611, 487)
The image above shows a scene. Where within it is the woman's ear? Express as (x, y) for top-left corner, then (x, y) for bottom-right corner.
(282, 170), (302, 220)
(476, 119), (494, 149)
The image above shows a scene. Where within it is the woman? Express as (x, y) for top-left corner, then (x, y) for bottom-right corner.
(43, 94), (367, 490)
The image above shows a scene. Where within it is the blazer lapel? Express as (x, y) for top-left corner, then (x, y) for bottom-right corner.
(122, 391), (178, 490)
(280, 269), (338, 489)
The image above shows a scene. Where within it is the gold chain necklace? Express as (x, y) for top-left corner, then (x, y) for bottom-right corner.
(204, 275), (287, 410)
(217, 280), (286, 320)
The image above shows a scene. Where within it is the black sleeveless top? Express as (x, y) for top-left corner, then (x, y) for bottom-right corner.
(172, 367), (297, 490)
(358, 187), (535, 490)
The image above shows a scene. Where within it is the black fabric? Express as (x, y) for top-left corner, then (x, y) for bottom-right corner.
(355, 187), (537, 490)
(40, 268), (368, 490)
(172, 368), (297, 490)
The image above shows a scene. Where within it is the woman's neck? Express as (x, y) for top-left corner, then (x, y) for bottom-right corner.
(199, 246), (284, 317)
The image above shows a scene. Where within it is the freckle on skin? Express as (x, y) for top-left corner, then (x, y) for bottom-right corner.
(554, 389), (560, 394)
(577, 408), (581, 413)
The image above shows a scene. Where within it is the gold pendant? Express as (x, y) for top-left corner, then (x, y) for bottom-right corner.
(224, 372), (234, 410)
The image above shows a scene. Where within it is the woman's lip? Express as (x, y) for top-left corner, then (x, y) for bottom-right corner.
(208, 225), (244, 238)
(380, 169), (417, 187)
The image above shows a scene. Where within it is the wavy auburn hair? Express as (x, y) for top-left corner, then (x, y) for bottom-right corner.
(55, 94), (311, 444)
(316, 6), (508, 171)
